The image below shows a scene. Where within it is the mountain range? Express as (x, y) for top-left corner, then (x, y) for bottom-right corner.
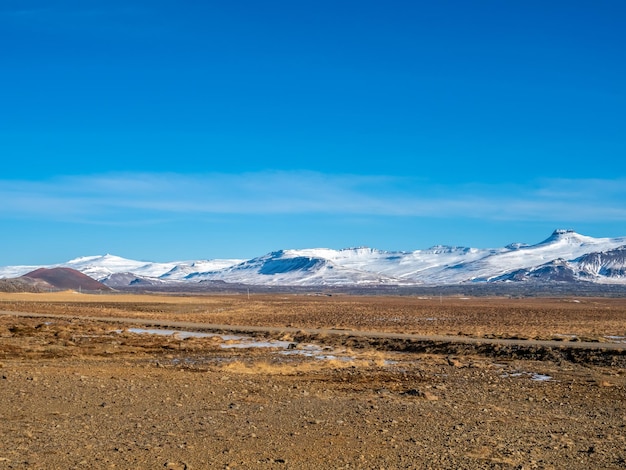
(1, 230), (626, 289)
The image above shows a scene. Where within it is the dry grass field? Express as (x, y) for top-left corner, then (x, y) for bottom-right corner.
(2, 291), (626, 340)
(1, 292), (625, 469)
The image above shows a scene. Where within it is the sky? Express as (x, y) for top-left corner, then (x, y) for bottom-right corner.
(1, 0), (625, 265)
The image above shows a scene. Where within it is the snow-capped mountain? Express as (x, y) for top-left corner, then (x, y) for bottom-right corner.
(577, 246), (626, 282)
(492, 259), (580, 283)
(186, 250), (400, 286)
(63, 255), (244, 283)
(1, 230), (626, 287)
(489, 244), (626, 284)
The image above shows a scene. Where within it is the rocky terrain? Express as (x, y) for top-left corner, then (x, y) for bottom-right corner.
(0, 293), (625, 469)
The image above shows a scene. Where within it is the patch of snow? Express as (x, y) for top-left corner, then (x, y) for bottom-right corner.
(531, 373), (553, 382)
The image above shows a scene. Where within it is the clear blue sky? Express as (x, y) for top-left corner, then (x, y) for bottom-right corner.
(1, 0), (625, 264)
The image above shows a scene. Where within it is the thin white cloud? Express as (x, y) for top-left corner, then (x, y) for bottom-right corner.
(1, 172), (625, 223)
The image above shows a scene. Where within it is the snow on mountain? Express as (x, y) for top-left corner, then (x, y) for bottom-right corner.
(186, 250), (399, 286)
(163, 230), (626, 286)
(60, 255), (243, 283)
(492, 259), (579, 283)
(102, 272), (179, 288)
(159, 259), (244, 281)
(2, 230), (626, 287)
(286, 246), (495, 281)
(434, 229), (626, 284)
(0, 264), (41, 279)
(0, 254), (242, 284)
(576, 246), (626, 283)
(64, 254), (173, 281)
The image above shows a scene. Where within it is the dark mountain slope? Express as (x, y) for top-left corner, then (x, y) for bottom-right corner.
(21, 267), (111, 292)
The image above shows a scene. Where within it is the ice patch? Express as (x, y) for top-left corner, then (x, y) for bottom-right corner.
(604, 335), (626, 343)
(125, 327), (342, 357)
(220, 339), (294, 349)
(501, 371), (552, 382)
(127, 327), (241, 341)
(531, 373), (553, 382)
(124, 327), (366, 363)
(281, 347), (354, 362)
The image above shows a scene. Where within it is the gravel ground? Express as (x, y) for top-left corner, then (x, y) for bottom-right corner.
(1, 309), (625, 470)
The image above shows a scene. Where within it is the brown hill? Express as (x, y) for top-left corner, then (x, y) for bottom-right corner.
(21, 268), (112, 292)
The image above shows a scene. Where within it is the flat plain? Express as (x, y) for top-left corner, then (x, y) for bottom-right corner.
(1, 292), (625, 469)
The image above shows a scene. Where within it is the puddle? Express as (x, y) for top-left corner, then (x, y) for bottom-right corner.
(127, 328), (241, 341)
(501, 371), (553, 382)
(127, 328), (299, 349)
(220, 339), (295, 349)
(281, 346), (355, 362)
(125, 327), (357, 361)
(604, 335), (626, 343)
(531, 373), (552, 382)
(278, 344), (325, 357)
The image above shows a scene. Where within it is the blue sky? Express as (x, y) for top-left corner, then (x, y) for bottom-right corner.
(1, 0), (625, 265)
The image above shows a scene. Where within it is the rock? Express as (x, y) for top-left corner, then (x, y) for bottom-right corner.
(447, 357), (464, 368)
(401, 389), (438, 401)
(164, 461), (188, 470)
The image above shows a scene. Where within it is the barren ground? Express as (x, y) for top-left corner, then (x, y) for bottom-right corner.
(0, 292), (625, 469)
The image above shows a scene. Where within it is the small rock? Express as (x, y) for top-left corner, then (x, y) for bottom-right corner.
(447, 357), (464, 368)
(164, 461), (188, 470)
(401, 389), (438, 401)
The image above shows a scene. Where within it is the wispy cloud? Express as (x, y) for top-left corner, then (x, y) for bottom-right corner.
(1, 172), (625, 224)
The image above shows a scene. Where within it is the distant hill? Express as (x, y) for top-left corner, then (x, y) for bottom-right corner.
(0, 277), (45, 293)
(20, 267), (111, 292)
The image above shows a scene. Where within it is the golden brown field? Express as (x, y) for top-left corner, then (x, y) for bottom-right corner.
(2, 291), (626, 339)
(1, 293), (625, 469)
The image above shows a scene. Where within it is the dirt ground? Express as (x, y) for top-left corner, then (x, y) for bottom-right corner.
(0, 293), (625, 469)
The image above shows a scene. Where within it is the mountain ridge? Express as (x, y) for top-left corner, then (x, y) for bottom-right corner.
(1, 230), (626, 288)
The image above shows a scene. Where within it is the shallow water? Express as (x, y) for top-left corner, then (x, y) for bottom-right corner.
(127, 327), (241, 341)
(125, 327), (356, 360)
(501, 371), (553, 382)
